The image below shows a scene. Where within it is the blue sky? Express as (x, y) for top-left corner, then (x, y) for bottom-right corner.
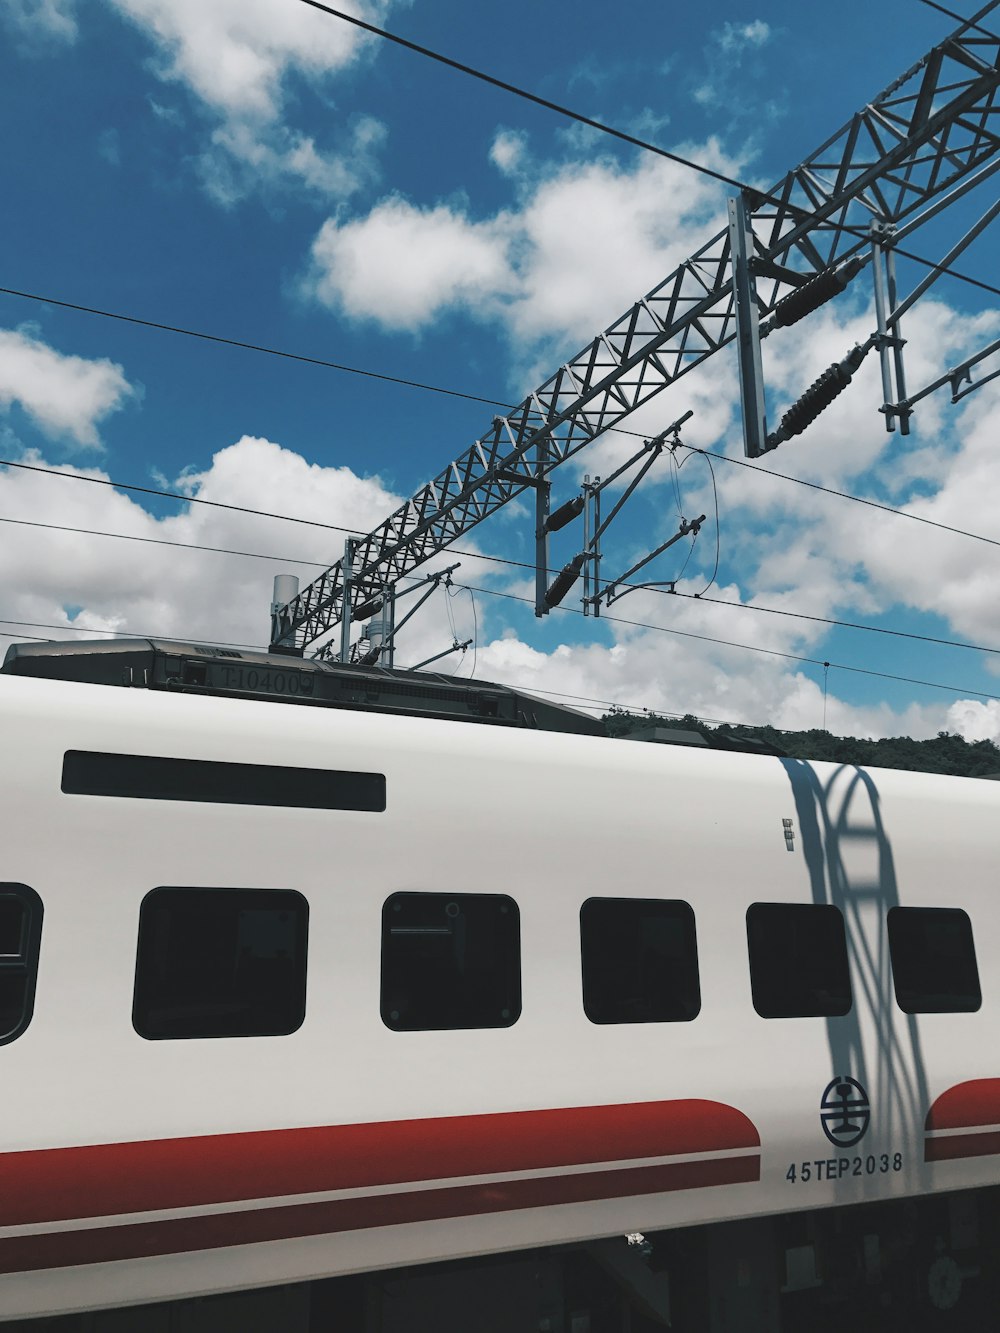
(2, 0), (1000, 739)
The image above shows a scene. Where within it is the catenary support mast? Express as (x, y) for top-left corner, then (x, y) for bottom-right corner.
(270, 4), (1000, 654)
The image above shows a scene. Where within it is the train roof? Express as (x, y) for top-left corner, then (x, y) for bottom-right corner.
(1, 637), (607, 736)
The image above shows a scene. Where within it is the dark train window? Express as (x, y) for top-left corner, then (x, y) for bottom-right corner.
(747, 903), (852, 1019)
(62, 751), (385, 812)
(0, 885), (42, 1045)
(381, 893), (520, 1031)
(580, 898), (700, 1024)
(887, 907), (981, 1014)
(133, 888), (308, 1039)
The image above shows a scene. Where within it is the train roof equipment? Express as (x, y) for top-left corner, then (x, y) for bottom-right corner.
(0, 637), (605, 736)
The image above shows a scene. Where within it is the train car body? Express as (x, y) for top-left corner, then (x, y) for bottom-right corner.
(0, 645), (998, 1326)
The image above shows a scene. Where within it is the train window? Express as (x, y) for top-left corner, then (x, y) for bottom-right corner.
(62, 751), (385, 812)
(887, 907), (981, 1013)
(580, 898), (700, 1024)
(133, 888), (309, 1039)
(0, 884), (43, 1046)
(746, 903), (852, 1019)
(381, 893), (520, 1031)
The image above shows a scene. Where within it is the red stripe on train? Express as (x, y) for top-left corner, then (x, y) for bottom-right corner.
(925, 1130), (1000, 1163)
(0, 1153), (760, 1275)
(924, 1081), (1000, 1163)
(925, 1080), (1000, 1132)
(0, 1100), (759, 1228)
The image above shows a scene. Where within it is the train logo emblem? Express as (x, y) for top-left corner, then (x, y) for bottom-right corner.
(820, 1076), (871, 1147)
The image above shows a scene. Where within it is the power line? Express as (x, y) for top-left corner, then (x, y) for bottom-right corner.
(0, 456), (367, 535)
(0, 286), (504, 409)
(293, 0), (749, 195)
(294, 0), (1000, 304)
(5, 280), (1000, 554)
(455, 579), (1000, 702)
(5, 494), (1000, 661)
(6, 584), (996, 706)
(683, 445), (1000, 551)
(0, 514), (331, 567)
(661, 586), (1000, 656)
(2, 544), (996, 701)
(0, 618), (261, 650)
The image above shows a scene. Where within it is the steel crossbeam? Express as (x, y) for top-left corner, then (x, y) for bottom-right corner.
(271, 3), (1000, 652)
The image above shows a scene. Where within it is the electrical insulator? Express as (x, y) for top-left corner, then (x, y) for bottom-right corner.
(544, 552), (586, 610)
(545, 494), (585, 533)
(770, 256), (864, 329)
(351, 596), (383, 621)
(766, 341), (872, 449)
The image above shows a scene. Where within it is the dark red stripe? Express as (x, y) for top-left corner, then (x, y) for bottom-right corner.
(0, 1153), (760, 1275)
(925, 1080), (1000, 1132)
(924, 1130), (1000, 1163)
(0, 1100), (759, 1227)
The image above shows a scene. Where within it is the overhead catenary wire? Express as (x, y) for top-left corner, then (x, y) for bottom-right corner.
(0, 456), (369, 535)
(0, 514), (332, 567)
(452, 580), (1000, 702)
(4, 282), (1000, 555)
(4, 585), (998, 706)
(292, 0), (1000, 300)
(660, 586), (1000, 656)
(0, 287), (504, 409)
(293, 0), (750, 195)
(4, 497), (1000, 660)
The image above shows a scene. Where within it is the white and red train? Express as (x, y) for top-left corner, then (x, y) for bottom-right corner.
(0, 639), (998, 1328)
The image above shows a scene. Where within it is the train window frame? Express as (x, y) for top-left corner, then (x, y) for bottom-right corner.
(380, 892), (521, 1032)
(887, 906), (981, 1014)
(62, 750), (386, 813)
(746, 902), (852, 1019)
(579, 897), (701, 1025)
(133, 887), (309, 1041)
(0, 884), (43, 1047)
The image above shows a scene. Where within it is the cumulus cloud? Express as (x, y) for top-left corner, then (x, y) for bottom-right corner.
(0, 437), (503, 670)
(0, 328), (135, 447)
(309, 197), (516, 332)
(100, 0), (395, 202)
(108, 0), (383, 121)
(300, 117), (1000, 736)
(305, 137), (738, 351)
(1, 423), (996, 747)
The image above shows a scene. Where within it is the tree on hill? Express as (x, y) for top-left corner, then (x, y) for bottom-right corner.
(604, 709), (1000, 778)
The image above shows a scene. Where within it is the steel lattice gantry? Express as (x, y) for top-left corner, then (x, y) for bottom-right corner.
(271, 3), (1000, 654)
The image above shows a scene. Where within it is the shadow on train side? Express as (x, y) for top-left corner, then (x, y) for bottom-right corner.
(782, 760), (930, 1189)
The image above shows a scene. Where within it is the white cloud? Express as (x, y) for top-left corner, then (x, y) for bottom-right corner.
(1, 0), (77, 46)
(305, 138), (738, 350)
(0, 329), (135, 448)
(0, 437), (503, 669)
(2, 424), (996, 751)
(718, 20), (771, 54)
(489, 129), (528, 177)
(300, 123), (1000, 734)
(197, 116), (386, 208)
(309, 197), (515, 331)
(693, 18), (777, 114)
(108, 0), (384, 121)
(945, 699), (1000, 745)
(101, 0), (396, 202)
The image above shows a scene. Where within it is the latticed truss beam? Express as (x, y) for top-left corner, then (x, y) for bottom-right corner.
(272, 3), (1000, 651)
